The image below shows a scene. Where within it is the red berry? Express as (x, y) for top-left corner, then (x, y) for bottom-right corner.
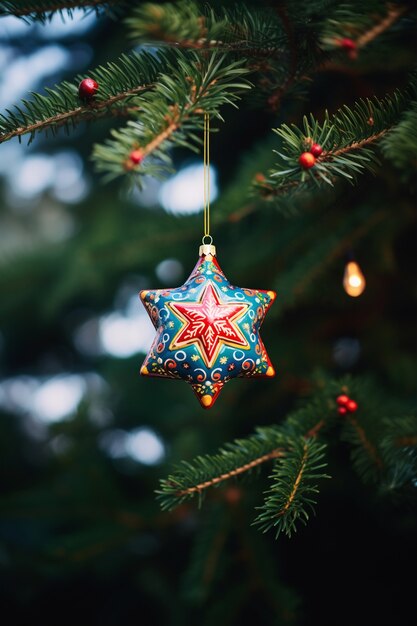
(338, 406), (348, 415)
(336, 394), (349, 406)
(310, 143), (323, 157)
(346, 399), (358, 413)
(299, 152), (316, 169)
(129, 149), (144, 165)
(78, 78), (98, 100)
(340, 38), (357, 51)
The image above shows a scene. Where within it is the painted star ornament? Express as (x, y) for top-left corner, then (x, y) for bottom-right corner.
(139, 243), (276, 408)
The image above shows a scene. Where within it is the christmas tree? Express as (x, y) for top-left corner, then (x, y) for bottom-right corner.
(0, 1), (416, 625)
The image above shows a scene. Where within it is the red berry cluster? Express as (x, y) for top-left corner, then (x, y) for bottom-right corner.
(298, 142), (323, 169)
(336, 394), (358, 415)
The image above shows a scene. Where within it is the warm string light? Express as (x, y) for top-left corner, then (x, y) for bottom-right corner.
(343, 260), (366, 297)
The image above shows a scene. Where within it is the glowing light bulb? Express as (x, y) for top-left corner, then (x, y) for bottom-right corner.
(343, 261), (366, 297)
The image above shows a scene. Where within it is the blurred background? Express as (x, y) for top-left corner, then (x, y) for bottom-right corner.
(0, 7), (416, 626)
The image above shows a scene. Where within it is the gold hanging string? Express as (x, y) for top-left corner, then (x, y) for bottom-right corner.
(202, 113), (212, 245)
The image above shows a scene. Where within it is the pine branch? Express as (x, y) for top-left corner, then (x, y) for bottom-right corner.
(157, 426), (287, 511)
(126, 1), (285, 57)
(380, 414), (417, 492)
(345, 413), (384, 472)
(257, 84), (415, 199)
(157, 381), (335, 512)
(0, 50), (169, 144)
(92, 51), (251, 184)
(126, 1), (325, 112)
(339, 378), (390, 484)
(381, 101), (417, 179)
(253, 437), (329, 538)
(157, 376), (414, 537)
(321, 2), (411, 55)
(356, 4), (408, 49)
(0, 0), (124, 21)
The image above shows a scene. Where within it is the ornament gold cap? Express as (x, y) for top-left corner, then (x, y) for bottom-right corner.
(199, 243), (216, 257)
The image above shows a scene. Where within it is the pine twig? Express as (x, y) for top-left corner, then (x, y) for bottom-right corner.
(321, 2), (411, 55)
(93, 52), (251, 182)
(276, 441), (308, 518)
(346, 414), (383, 471)
(0, 50), (168, 145)
(0, 0), (121, 18)
(322, 130), (388, 158)
(257, 84), (415, 198)
(254, 437), (330, 538)
(0, 88), (149, 144)
(356, 4), (408, 49)
(173, 418), (327, 499)
(395, 436), (417, 447)
(175, 449), (285, 497)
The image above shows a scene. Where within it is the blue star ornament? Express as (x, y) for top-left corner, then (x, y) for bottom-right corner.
(139, 249), (276, 409)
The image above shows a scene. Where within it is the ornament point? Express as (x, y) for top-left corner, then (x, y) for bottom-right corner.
(267, 290), (276, 300)
(141, 365), (149, 376)
(201, 394), (213, 407)
(140, 290), (148, 300)
(266, 365), (275, 377)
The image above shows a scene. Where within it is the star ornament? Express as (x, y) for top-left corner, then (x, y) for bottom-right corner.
(139, 250), (276, 409)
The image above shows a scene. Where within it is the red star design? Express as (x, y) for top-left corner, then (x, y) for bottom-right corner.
(168, 283), (249, 368)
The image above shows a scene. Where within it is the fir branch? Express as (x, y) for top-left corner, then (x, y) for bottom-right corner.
(0, 0), (124, 21)
(127, 2), (325, 112)
(395, 435), (417, 447)
(339, 381), (387, 483)
(92, 51), (251, 184)
(157, 426), (286, 511)
(126, 1), (285, 57)
(356, 4), (408, 49)
(323, 129), (388, 157)
(157, 384), (334, 513)
(0, 95), (146, 144)
(253, 438), (330, 538)
(345, 413), (384, 471)
(265, 4), (299, 112)
(0, 50), (168, 144)
(259, 85), (415, 198)
(380, 414), (417, 492)
(381, 101), (417, 179)
(321, 2), (410, 54)
(175, 449), (285, 496)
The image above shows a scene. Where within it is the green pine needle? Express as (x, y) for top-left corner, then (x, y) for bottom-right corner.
(260, 83), (417, 197)
(0, 0), (125, 22)
(156, 425), (287, 511)
(92, 51), (251, 184)
(253, 437), (330, 539)
(380, 414), (417, 492)
(0, 49), (172, 144)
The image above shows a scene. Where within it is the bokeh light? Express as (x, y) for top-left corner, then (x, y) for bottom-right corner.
(159, 163), (218, 214)
(98, 427), (165, 465)
(155, 258), (184, 284)
(32, 374), (86, 422)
